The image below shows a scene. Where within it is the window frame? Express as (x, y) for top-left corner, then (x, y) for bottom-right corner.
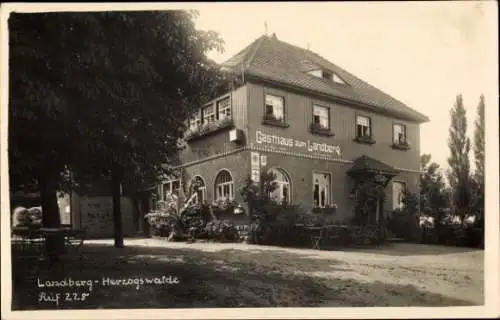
(356, 115), (372, 138)
(189, 109), (202, 130)
(312, 172), (332, 208)
(202, 103), (216, 124)
(217, 96), (232, 121)
(263, 94), (288, 127)
(392, 123), (407, 144)
(392, 180), (406, 210)
(190, 175), (207, 204)
(312, 104), (330, 130)
(161, 179), (181, 201)
(268, 168), (292, 205)
(214, 169), (235, 201)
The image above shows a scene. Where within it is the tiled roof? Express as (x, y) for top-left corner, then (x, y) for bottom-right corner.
(348, 155), (399, 175)
(221, 34), (429, 123)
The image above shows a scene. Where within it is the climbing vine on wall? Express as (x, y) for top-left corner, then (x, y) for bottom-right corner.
(352, 180), (386, 225)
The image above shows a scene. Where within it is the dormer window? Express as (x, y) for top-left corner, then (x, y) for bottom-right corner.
(307, 68), (347, 85)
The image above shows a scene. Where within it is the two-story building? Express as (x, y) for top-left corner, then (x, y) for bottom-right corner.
(157, 33), (429, 225)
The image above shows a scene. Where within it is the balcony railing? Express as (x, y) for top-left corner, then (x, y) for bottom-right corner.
(184, 117), (234, 142)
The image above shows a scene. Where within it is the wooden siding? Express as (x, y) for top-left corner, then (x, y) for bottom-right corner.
(246, 82), (421, 171)
(180, 85), (248, 164)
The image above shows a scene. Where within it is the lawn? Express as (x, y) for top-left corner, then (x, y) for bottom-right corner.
(11, 238), (483, 309)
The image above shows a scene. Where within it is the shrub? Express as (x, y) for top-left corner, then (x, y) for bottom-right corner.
(386, 209), (422, 242)
(205, 220), (238, 242)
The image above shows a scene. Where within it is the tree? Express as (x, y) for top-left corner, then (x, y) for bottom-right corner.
(447, 94), (472, 224)
(9, 11), (229, 251)
(419, 154), (449, 224)
(472, 94), (485, 221)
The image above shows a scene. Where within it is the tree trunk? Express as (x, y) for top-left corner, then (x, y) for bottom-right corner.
(39, 170), (63, 261)
(111, 167), (124, 248)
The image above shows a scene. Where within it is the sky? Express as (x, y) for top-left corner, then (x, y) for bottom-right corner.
(192, 1), (498, 173)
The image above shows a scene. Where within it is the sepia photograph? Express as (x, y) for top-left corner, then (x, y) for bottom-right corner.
(1, 1), (498, 319)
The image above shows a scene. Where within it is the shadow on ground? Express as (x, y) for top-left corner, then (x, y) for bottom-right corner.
(11, 242), (476, 310)
(324, 242), (482, 256)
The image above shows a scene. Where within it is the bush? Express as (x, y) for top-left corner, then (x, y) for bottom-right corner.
(205, 220), (238, 242)
(386, 209), (422, 242)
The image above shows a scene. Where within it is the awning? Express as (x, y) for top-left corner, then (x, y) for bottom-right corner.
(347, 155), (400, 177)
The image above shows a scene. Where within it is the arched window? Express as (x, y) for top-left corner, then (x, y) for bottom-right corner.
(269, 168), (291, 204)
(190, 176), (206, 204)
(214, 170), (234, 201)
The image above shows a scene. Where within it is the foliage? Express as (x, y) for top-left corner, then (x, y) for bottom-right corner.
(471, 94), (485, 231)
(351, 180), (386, 226)
(205, 220), (238, 242)
(12, 206), (43, 227)
(447, 94), (472, 223)
(9, 11), (230, 249)
(419, 154), (450, 224)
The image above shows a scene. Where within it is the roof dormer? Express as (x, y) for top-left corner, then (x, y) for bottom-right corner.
(307, 68), (347, 85)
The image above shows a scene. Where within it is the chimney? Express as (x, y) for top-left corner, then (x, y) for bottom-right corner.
(272, 33), (277, 40)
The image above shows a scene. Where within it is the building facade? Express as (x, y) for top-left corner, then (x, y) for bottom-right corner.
(156, 34), (429, 225)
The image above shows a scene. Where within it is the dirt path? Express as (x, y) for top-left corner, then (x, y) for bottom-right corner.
(88, 238), (484, 306)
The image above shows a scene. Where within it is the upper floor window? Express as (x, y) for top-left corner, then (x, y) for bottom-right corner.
(393, 123), (407, 144)
(264, 94), (285, 122)
(214, 170), (234, 201)
(356, 115), (371, 138)
(202, 104), (216, 124)
(392, 181), (406, 210)
(313, 105), (330, 130)
(217, 97), (231, 120)
(189, 110), (202, 130)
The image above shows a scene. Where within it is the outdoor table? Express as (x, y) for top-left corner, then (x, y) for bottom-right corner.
(12, 226), (86, 260)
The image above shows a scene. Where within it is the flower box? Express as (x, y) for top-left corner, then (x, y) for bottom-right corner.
(354, 135), (376, 145)
(185, 118), (234, 142)
(310, 123), (334, 136)
(391, 139), (411, 150)
(262, 114), (290, 128)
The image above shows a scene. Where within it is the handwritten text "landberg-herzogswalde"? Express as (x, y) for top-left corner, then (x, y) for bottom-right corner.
(37, 275), (180, 291)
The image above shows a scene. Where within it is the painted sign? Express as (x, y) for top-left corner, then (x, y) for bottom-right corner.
(255, 130), (341, 157)
(251, 152), (260, 170)
(260, 155), (267, 167)
(251, 169), (260, 183)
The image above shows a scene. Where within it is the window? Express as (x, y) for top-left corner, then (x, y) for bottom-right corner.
(214, 170), (234, 201)
(162, 179), (180, 201)
(217, 97), (231, 120)
(392, 181), (406, 210)
(332, 73), (346, 84)
(313, 173), (331, 208)
(393, 124), (407, 144)
(356, 115), (371, 137)
(265, 94), (285, 122)
(313, 105), (330, 129)
(268, 168), (291, 204)
(190, 176), (206, 204)
(202, 104), (216, 124)
(189, 110), (201, 130)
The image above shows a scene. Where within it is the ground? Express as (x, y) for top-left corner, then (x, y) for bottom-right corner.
(11, 239), (483, 309)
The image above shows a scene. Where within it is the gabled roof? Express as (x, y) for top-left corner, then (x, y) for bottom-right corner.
(221, 34), (429, 123)
(347, 155), (399, 176)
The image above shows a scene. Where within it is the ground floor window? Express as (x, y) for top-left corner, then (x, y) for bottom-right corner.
(214, 170), (234, 201)
(161, 180), (180, 200)
(313, 172), (331, 208)
(268, 168), (291, 204)
(190, 175), (206, 204)
(392, 181), (406, 210)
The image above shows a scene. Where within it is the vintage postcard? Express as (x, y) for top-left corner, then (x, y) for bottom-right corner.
(1, 2), (498, 319)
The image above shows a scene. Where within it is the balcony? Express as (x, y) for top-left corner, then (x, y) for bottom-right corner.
(310, 122), (334, 137)
(184, 117), (234, 142)
(354, 134), (376, 145)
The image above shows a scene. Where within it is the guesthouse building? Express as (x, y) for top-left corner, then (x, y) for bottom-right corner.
(156, 33), (429, 225)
